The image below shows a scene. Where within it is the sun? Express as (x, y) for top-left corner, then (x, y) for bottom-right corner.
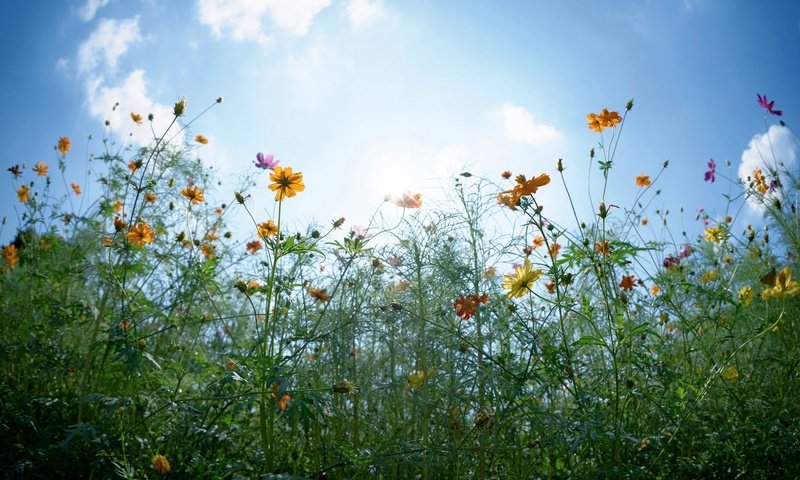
(365, 155), (422, 199)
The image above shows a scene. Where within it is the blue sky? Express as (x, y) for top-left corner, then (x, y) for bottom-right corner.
(2, 0), (799, 247)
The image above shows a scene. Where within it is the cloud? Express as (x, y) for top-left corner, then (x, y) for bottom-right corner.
(77, 17), (142, 74)
(738, 125), (799, 212)
(346, 0), (383, 28)
(76, 0), (111, 22)
(495, 102), (561, 146)
(84, 70), (178, 147)
(197, 0), (331, 46)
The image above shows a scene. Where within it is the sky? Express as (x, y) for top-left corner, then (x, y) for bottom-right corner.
(2, 0), (800, 248)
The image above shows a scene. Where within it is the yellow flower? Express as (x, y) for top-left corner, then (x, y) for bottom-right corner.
(71, 183), (81, 195)
(408, 367), (435, 388)
(181, 185), (205, 204)
(57, 136), (71, 156)
(761, 267), (800, 300)
(152, 454), (171, 474)
(32, 162), (48, 176)
(131, 112), (143, 125)
(635, 175), (651, 187)
(752, 168), (768, 195)
(393, 191), (423, 209)
(704, 226), (726, 243)
(502, 259), (542, 298)
(721, 365), (739, 382)
(3, 245), (19, 268)
(194, 134), (208, 144)
(257, 220), (278, 239)
(587, 108), (622, 132)
(126, 222), (155, 247)
(738, 285), (753, 305)
(268, 166), (305, 201)
(650, 284), (661, 296)
(17, 185), (30, 203)
(700, 270), (718, 283)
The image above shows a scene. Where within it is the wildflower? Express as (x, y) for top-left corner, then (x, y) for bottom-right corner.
(8, 165), (21, 177)
(700, 270), (718, 283)
(181, 185), (205, 204)
(71, 183), (81, 195)
(201, 243), (216, 258)
(704, 158), (716, 183)
(226, 358), (236, 370)
(120, 320), (132, 330)
(308, 287), (332, 303)
(173, 97), (187, 117)
(635, 175), (651, 187)
(113, 216), (127, 232)
(257, 220), (278, 239)
(3, 245), (18, 268)
(144, 192), (157, 203)
(663, 255), (679, 270)
(650, 284), (661, 296)
(126, 222), (155, 247)
(619, 275), (636, 291)
(408, 367), (435, 388)
(17, 185), (30, 203)
(453, 293), (489, 320)
(738, 285), (753, 305)
(194, 134), (208, 144)
(548, 243), (561, 259)
(756, 93), (782, 116)
(721, 365), (739, 382)
(752, 168), (768, 195)
(32, 162), (48, 176)
(497, 173), (550, 209)
(679, 244), (692, 258)
(56, 136), (71, 156)
(101, 236), (112, 247)
(271, 383), (290, 411)
(131, 112), (142, 125)
(595, 241), (611, 256)
(152, 454), (171, 474)
(532, 235), (544, 249)
(395, 280), (410, 291)
(246, 240), (263, 254)
(761, 267), (800, 300)
(482, 265), (496, 279)
(113, 199), (123, 212)
(704, 225), (726, 243)
(394, 191), (423, 209)
(269, 166), (305, 201)
(502, 259), (542, 298)
(127, 161), (139, 173)
(254, 152), (279, 170)
(500, 170), (512, 179)
(234, 279), (262, 295)
(586, 108), (622, 132)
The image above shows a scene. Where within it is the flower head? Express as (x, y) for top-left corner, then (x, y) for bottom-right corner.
(269, 166), (305, 201)
(308, 287), (332, 303)
(757, 94), (782, 116)
(497, 173), (550, 209)
(57, 136), (71, 156)
(704, 225), (726, 244)
(32, 162), (48, 177)
(587, 108), (622, 132)
(69, 183), (81, 195)
(194, 134), (208, 144)
(761, 267), (800, 300)
(453, 293), (489, 320)
(131, 113), (143, 125)
(271, 382), (291, 411)
(3, 245), (19, 268)
(619, 275), (636, 291)
(704, 158), (716, 183)
(181, 185), (205, 204)
(246, 240), (263, 254)
(127, 222), (155, 247)
(394, 191), (423, 209)
(17, 185), (30, 203)
(255, 152), (279, 170)
(502, 259), (542, 298)
(152, 454), (171, 474)
(257, 220), (278, 239)
(635, 175), (651, 187)
(738, 285), (753, 305)
(8, 165), (21, 178)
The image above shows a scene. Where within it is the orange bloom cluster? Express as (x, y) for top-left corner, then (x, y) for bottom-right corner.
(453, 293), (489, 320)
(71, 183), (81, 195)
(586, 108), (622, 132)
(3, 244), (19, 268)
(635, 175), (651, 187)
(497, 173), (550, 210)
(17, 186), (30, 203)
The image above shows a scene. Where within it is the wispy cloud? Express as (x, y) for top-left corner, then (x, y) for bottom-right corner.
(346, 0), (383, 28)
(738, 125), (799, 212)
(76, 0), (111, 22)
(495, 102), (560, 146)
(77, 17), (142, 74)
(197, 0), (331, 47)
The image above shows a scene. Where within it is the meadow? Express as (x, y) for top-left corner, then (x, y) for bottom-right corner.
(2, 96), (799, 479)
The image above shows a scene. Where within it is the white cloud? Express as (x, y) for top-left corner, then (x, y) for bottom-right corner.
(77, 0), (111, 22)
(738, 125), (800, 212)
(346, 0), (383, 28)
(77, 17), (142, 74)
(282, 34), (352, 106)
(84, 70), (177, 147)
(495, 102), (560, 146)
(197, 0), (331, 46)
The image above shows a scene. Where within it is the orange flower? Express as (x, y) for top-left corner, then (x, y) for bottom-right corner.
(226, 358), (236, 370)
(532, 235), (544, 249)
(194, 135), (208, 144)
(635, 175), (651, 187)
(586, 108), (622, 132)
(453, 293), (489, 320)
(619, 275), (636, 291)
(308, 287), (332, 303)
(17, 185), (30, 203)
(152, 454), (171, 474)
(113, 199), (123, 212)
(71, 183), (81, 195)
(126, 222), (155, 247)
(752, 168), (768, 195)
(394, 191), (423, 209)
(144, 192), (157, 203)
(32, 162), (48, 176)
(131, 112), (143, 125)
(3, 245), (19, 268)
(268, 166), (305, 201)
(57, 136), (71, 156)
(497, 173), (550, 209)
(201, 243), (216, 258)
(246, 240), (263, 254)
(501, 170), (512, 179)
(257, 220), (278, 239)
(272, 382), (291, 412)
(595, 241), (610, 256)
(101, 236), (112, 247)
(181, 185), (205, 204)
(127, 161), (139, 173)
(113, 216), (127, 232)
(549, 243), (561, 259)
(650, 284), (661, 296)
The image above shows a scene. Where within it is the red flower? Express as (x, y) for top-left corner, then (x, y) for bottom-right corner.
(453, 294), (489, 320)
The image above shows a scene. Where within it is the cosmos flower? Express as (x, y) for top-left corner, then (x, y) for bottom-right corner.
(761, 267), (800, 300)
(704, 158), (716, 183)
(246, 240), (263, 254)
(126, 222), (155, 247)
(57, 136), (71, 156)
(586, 108), (622, 132)
(269, 166), (305, 201)
(32, 162), (48, 176)
(152, 454), (171, 474)
(194, 134), (208, 144)
(181, 185), (205, 204)
(8, 165), (21, 177)
(502, 259), (542, 298)
(394, 191), (423, 209)
(619, 275), (636, 291)
(757, 94), (782, 116)
(71, 183), (81, 195)
(307, 287), (332, 303)
(635, 175), (651, 187)
(257, 220), (278, 239)
(254, 152), (279, 170)
(17, 185), (30, 203)
(2, 244), (19, 268)
(131, 113), (143, 125)
(453, 293), (489, 320)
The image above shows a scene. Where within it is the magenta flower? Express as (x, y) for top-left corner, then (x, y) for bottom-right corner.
(704, 158), (716, 183)
(757, 94), (782, 116)
(255, 152), (279, 170)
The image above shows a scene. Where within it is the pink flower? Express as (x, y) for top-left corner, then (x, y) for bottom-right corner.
(704, 158), (716, 183)
(255, 152), (279, 170)
(352, 225), (369, 239)
(757, 94), (782, 116)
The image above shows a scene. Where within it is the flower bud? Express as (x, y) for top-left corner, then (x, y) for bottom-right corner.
(173, 97), (187, 117)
